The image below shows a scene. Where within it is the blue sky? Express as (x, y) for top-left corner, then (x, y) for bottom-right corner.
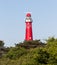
(0, 0), (57, 47)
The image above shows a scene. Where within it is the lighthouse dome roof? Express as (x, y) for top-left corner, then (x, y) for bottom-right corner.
(26, 13), (31, 17)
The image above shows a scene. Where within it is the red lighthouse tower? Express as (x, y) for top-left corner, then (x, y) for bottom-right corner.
(25, 13), (33, 41)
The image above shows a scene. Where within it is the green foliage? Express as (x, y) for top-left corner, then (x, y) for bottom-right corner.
(5, 47), (27, 59)
(23, 40), (42, 45)
(36, 48), (49, 64)
(46, 37), (57, 64)
(0, 40), (4, 47)
(1, 37), (57, 65)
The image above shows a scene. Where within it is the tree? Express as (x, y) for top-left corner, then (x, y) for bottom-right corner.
(46, 37), (57, 64)
(0, 40), (4, 47)
(5, 47), (27, 59)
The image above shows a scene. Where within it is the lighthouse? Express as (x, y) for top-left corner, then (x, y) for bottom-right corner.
(25, 13), (33, 41)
